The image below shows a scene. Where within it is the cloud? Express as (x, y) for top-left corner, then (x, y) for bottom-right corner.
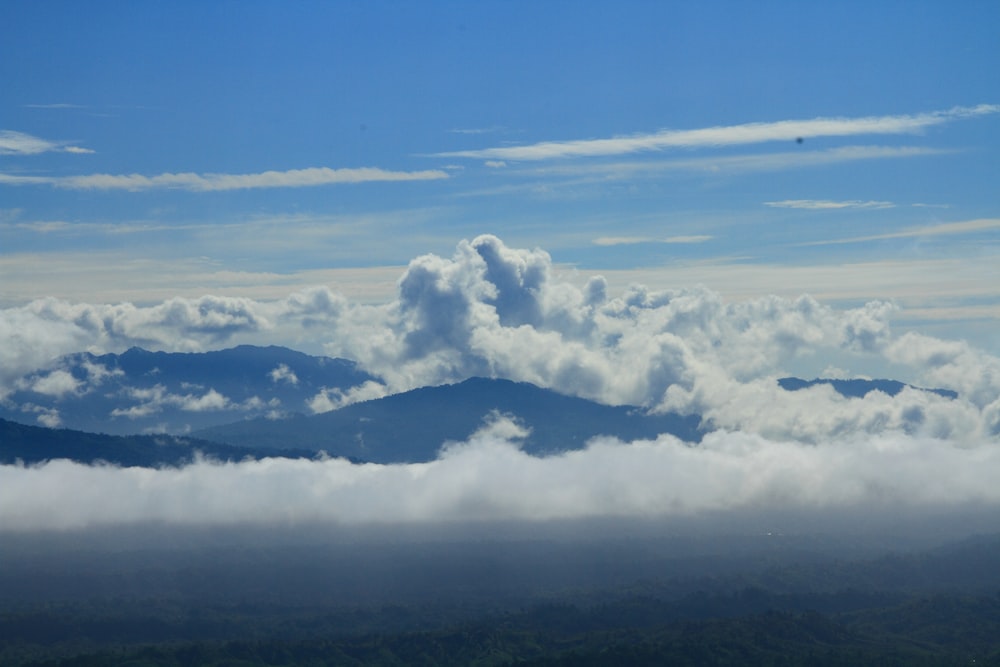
(0, 166), (449, 191)
(0, 295), (272, 393)
(23, 103), (87, 109)
(307, 380), (388, 413)
(801, 218), (1000, 246)
(593, 236), (712, 246)
(449, 126), (506, 135)
(484, 160), (507, 168)
(454, 147), (951, 200)
(269, 364), (299, 386)
(0, 130), (93, 155)
(1, 415), (999, 531)
(764, 200), (895, 210)
(19, 369), (82, 397)
(433, 105), (1000, 161)
(2, 237), (998, 445)
(110, 385), (249, 419)
(20, 403), (62, 428)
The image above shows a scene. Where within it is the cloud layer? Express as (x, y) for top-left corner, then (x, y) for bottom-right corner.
(2, 416), (998, 531)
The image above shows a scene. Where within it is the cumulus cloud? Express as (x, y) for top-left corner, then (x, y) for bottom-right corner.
(20, 403), (62, 428)
(434, 105), (1000, 161)
(108, 385), (267, 419)
(0, 166), (448, 191)
(307, 380), (389, 414)
(21, 369), (81, 397)
(269, 364), (299, 385)
(2, 236), (998, 445)
(0, 295), (271, 394)
(1, 416), (999, 531)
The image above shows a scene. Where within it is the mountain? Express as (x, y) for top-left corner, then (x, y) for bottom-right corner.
(193, 377), (704, 463)
(0, 345), (377, 436)
(778, 377), (958, 400)
(0, 418), (319, 468)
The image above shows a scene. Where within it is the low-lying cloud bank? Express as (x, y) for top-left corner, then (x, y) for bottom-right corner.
(2, 417), (999, 532)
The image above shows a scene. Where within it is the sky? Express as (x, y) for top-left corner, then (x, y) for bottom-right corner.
(1, 2), (999, 532)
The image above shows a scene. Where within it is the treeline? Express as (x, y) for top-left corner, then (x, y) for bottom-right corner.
(10, 591), (1000, 666)
(5, 533), (1000, 666)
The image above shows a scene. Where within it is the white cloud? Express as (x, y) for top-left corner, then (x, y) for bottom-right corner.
(20, 403), (62, 428)
(0, 166), (449, 191)
(453, 147), (951, 201)
(23, 103), (87, 109)
(434, 105), (1000, 161)
(592, 235), (712, 246)
(764, 200), (895, 210)
(269, 364), (299, 385)
(2, 237), (998, 446)
(21, 369), (81, 397)
(307, 380), (388, 413)
(0, 130), (92, 155)
(449, 126), (506, 135)
(110, 385), (235, 418)
(1, 416), (999, 531)
(801, 218), (1000, 246)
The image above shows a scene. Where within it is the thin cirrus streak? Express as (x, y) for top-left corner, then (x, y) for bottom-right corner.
(764, 200), (896, 210)
(434, 105), (999, 161)
(592, 236), (713, 246)
(0, 166), (449, 191)
(799, 218), (1000, 245)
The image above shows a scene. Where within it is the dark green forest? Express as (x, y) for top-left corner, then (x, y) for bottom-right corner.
(3, 532), (999, 666)
(6, 591), (1000, 666)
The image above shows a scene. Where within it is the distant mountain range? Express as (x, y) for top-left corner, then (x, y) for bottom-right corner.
(193, 376), (706, 463)
(0, 345), (960, 467)
(0, 345), (375, 436)
(0, 418), (318, 468)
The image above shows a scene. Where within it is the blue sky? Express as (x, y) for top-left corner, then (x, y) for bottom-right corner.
(2, 1), (999, 351)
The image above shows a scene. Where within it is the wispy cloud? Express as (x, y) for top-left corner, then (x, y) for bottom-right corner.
(23, 103), (87, 110)
(593, 235), (712, 246)
(0, 130), (94, 155)
(451, 146), (949, 200)
(529, 146), (948, 180)
(449, 126), (506, 135)
(0, 166), (449, 191)
(765, 200), (896, 210)
(801, 218), (1000, 246)
(434, 105), (999, 161)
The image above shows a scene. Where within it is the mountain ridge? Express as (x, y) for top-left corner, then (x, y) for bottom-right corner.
(0, 344), (376, 436)
(0, 417), (319, 468)
(193, 376), (705, 463)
